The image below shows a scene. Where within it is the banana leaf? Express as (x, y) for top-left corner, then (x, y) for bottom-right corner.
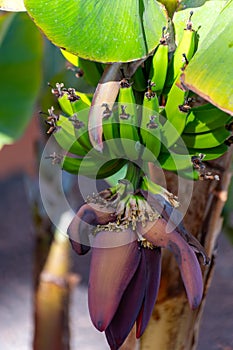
(0, 12), (43, 148)
(23, 0), (166, 63)
(181, 0), (233, 115)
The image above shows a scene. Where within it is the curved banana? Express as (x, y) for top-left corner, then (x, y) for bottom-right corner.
(70, 95), (93, 152)
(58, 93), (74, 116)
(161, 79), (189, 148)
(149, 27), (169, 94)
(187, 144), (229, 161)
(172, 11), (197, 82)
(56, 92), (98, 154)
(160, 15), (198, 148)
(158, 151), (193, 171)
(184, 104), (232, 134)
(140, 93), (161, 162)
(55, 115), (87, 156)
(182, 127), (230, 149)
(118, 83), (141, 161)
(62, 156), (127, 179)
(102, 104), (125, 158)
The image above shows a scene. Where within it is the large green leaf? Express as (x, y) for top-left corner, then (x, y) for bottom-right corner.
(181, 0), (233, 115)
(24, 0), (166, 63)
(0, 12), (43, 148)
(174, 1), (227, 47)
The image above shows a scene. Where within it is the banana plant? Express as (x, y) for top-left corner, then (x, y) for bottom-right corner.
(1, 0), (233, 349)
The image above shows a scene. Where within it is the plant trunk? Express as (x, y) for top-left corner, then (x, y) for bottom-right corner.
(140, 150), (232, 350)
(33, 231), (71, 350)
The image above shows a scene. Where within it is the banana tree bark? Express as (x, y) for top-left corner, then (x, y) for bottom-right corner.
(33, 231), (71, 350)
(140, 150), (232, 350)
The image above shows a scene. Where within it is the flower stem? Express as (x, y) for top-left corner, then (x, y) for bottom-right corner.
(124, 162), (143, 191)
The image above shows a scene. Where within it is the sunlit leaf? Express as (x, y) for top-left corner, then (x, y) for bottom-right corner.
(0, 0), (26, 11)
(181, 0), (233, 115)
(24, 0), (166, 63)
(173, 1), (227, 47)
(0, 13), (43, 148)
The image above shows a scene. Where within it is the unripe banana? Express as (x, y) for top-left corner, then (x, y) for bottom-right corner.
(70, 96), (93, 152)
(140, 92), (161, 162)
(164, 11), (198, 91)
(102, 104), (125, 158)
(149, 27), (169, 94)
(189, 144), (229, 161)
(172, 11), (197, 81)
(160, 15), (198, 148)
(55, 115), (87, 156)
(184, 103), (232, 134)
(118, 82), (141, 161)
(62, 156), (127, 179)
(172, 143), (229, 161)
(161, 79), (189, 148)
(182, 127), (231, 149)
(158, 151), (193, 171)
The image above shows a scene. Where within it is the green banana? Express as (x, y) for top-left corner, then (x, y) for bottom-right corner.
(172, 11), (197, 82)
(149, 27), (169, 94)
(71, 92), (91, 112)
(188, 144), (229, 161)
(181, 127), (231, 149)
(58, 93), (74, 116)
(55, 115), (87, 156)
(161, 13), (198, 148)
(172, 143), (229, 161)
(158, 151), (193, 171)
(118, 83), (141, 161)
(70, 95), (93, 152)
(57, 91), (94, 154)
(60, 49), (102, 86)
(102, 104), (125, 158)
(161, 79), (189, 148)
(164, 11), (197, 92)
(184, 104), (232, 134)
(62, 156), (127, 179)
(140, 92), (161, 162)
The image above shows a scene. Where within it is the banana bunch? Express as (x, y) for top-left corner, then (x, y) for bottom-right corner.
(43, 11), (232, 183)
(44, 83), (127, 179)
(138, 12), (231, 179)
